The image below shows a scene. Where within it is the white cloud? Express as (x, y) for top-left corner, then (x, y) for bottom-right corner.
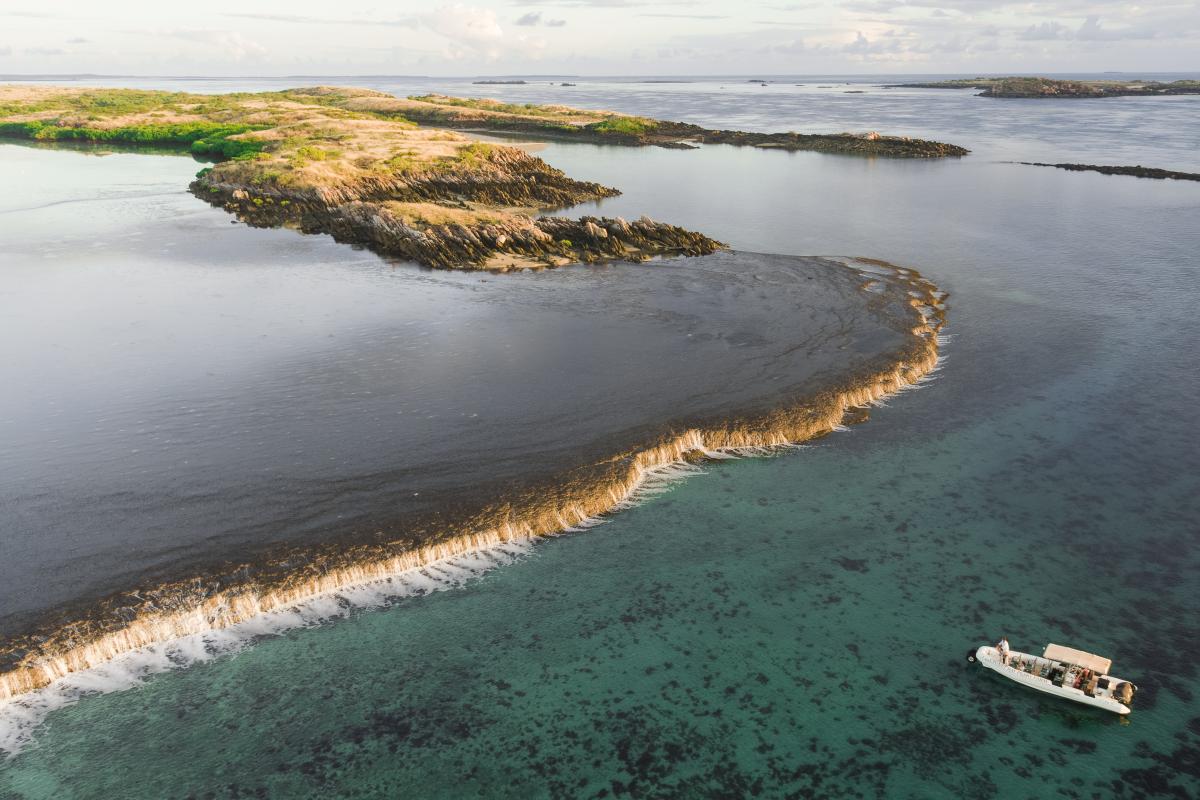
(1076, 15), (1157, 42)
(515, 12), (567, 27)
(420, 4), (556, 61)
(843, 31), (901, 56)
(425, 4), (504, 49)
(1019, 21), (1071, 41)
(162, 30), (267, 61)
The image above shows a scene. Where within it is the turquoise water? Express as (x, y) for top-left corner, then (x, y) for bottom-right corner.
(2, 79), (1199, 798)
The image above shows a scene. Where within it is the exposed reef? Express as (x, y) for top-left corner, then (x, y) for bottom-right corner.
(1018, 162), (1200, 182)
(0, 255), (947, 702)
(891, 76), (1200, 99)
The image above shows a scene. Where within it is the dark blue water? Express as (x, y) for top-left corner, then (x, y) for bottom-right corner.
(0, 77), (1198, 798)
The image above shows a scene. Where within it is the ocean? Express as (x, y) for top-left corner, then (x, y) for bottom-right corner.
(0, 75), (1197, 798)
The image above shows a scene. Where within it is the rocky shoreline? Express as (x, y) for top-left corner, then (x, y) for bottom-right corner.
(201, 183), (724, 269)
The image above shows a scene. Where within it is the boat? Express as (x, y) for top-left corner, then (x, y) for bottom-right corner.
(967, 641), (1137, 715)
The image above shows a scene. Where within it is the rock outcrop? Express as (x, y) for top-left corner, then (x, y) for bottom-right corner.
(1019, 162), (1200, 182)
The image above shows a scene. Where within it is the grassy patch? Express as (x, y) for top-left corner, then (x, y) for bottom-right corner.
(0, 119), (267, 160)
(585, 117), (657, 137)
(454, 142), (495, 167)
(409, 95), (572, 119)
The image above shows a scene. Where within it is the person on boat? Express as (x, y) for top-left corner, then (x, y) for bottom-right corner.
(997, 636), (1010, 665)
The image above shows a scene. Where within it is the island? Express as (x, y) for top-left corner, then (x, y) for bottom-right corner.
(891, 76), (1200, 98)
(0, 85), (965, 270)
(0, 85), (721, 269)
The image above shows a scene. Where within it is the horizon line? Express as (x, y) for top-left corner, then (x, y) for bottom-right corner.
(3, 70), (1199, 82)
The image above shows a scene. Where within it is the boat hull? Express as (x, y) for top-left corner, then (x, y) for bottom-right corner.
(974, 646), (1131, 715)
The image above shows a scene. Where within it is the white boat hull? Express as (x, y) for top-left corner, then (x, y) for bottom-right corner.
(975, 646), (1132, 715)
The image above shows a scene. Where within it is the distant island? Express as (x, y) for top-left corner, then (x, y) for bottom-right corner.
(1019, 162), (1200, 182)
(472, 80), (528, 85)
(892, 76), (1200, 98)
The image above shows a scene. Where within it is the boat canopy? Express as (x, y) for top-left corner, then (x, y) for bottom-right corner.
(1043, 644), (1112, 674)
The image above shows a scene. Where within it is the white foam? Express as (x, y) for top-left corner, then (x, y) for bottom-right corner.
(0, 539), (533, 757)
(0, 323), (951, 758)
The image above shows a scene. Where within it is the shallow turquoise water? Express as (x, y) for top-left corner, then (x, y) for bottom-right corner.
(3, 380), (1196, 797)
(1, 79), (1199, 798)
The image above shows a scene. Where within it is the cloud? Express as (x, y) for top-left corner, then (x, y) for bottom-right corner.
(843, 31), (900, 56)
(162, 30), (267, 61)
(0, 45), (11, 56)
(1019, 21), (1071, 41)
(515, 11), (566, 27)
(66, 37), (89, 44)
(513, 0), (667, 6)
(24, 46), (65, 56)
(1015, 15), (1162, 43)
(424, 4), (553, 61)
(773, 38), (807, 54)
(639, 13), (729, 19)
(223, 12), (418, 28)
(425, 4), (504, 49)
(1076, 15), (1158, 41)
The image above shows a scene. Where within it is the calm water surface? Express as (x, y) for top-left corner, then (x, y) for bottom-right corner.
(0, 77), (1198, 798)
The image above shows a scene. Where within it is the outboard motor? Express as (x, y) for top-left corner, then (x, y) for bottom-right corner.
(966, 648), (979, 663)
(1114, 682), (1135, 705)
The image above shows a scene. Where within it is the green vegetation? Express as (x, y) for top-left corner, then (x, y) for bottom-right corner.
(585, 116), (658, 136)
(408, 95), (571, 119)
(0, 119), (267, 160)
(404, 95), (657, 139)
(0, 88), (193, 118)
(453, 141), (496, 167)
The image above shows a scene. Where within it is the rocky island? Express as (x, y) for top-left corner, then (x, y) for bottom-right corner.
(0, 85), (723, 269)
(0, 85), (965, 269)
(893, 76), (1200, 98)
(1018, 161), (1200, 182)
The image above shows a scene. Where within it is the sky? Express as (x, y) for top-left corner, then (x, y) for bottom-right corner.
(0, 1), (1197, 76)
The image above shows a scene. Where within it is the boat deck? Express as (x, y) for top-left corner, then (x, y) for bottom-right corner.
(975, 646), (1134, 714)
